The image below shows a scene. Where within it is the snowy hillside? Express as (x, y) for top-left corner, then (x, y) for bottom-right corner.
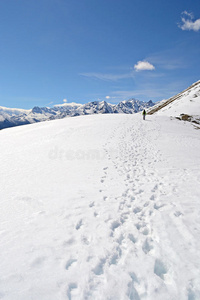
(0, 112), (200, 300)
(148, 80), (200, 118)
(0, 99), (154, 130)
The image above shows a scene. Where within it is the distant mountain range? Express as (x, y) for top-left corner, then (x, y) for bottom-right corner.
(0, 99), (155, 130)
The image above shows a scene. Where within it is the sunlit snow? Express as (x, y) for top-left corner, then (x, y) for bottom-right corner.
(0, 109), (200, 299)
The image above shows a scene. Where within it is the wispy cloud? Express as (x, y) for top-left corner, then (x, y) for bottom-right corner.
(80, 72), (133, 81)
(112, 89), (165, 100)
(80, 62), (156, 82)
(179, 11), (200, 32)
(134, 61), (155, 71)
(146, 50), (187, 70)
(104, 95), (117, 103)
(46, 101), (54, 106)
(110, 81), (187, 102)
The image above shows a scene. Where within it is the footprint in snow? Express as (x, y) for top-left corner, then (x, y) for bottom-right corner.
(154, 259), (168, 280)
(109, 253), (119, 265)
(63, 238), (75, 247)
(94, 211), (99, 217)
(109, 247), (122, 265)
(150, 195), (155, 201)
(174, 211), (183, 217)
(120, 212), (129, 223)
(127, 272), (140, 300)
(111, 220), (121, 231)
(119, 201), (125, 211)
(133, 207), (142, 214)
(142, 237), (153, 254)
(135, 222), (144, 230)
(67, 283), (78, 300)
(187, 287), (196, 300)
(142, 227), (149, 236)
(151, 184), (158, 192)
(65, 259), (77, 270)
(93, 258), (106, 275)
(128, 233), (137, 244)
(130, 195), (135, 202)
(81, 235), (90, 245)
(31, 256), (46, 268)
(154, 203), (166, 210)
(110, 220), (121, 236)
(136, 189), (144, 195)
(75, 219), (83, 230)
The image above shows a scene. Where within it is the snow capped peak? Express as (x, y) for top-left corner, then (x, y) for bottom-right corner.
(0, 106), (30, 116)
(115, 98), (154, 114)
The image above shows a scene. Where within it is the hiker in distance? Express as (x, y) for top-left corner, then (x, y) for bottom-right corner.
(142, 109), (146, 120)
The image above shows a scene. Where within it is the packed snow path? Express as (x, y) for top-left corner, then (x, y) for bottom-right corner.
(0, 114), (200, 300)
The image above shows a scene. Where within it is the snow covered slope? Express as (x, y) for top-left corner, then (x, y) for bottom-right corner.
(0, 113), (200, 300)
(0, 99), (154, 130)
(148, 80), (200, 117)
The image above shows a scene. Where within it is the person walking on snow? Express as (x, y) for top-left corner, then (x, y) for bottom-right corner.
(142, 109), (146, 120)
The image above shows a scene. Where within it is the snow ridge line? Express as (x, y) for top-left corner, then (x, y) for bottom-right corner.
(147, 80), (200, 115)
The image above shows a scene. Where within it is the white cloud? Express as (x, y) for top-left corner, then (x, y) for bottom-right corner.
(105, 96), (110, 99)
(134, 61), (155, 71)
(63, 99), (67, 103)
(182, 11), (194, 18)
(179, 11), (200, 32)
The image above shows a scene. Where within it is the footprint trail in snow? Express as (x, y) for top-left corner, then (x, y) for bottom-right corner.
(62, 116), (200, 300)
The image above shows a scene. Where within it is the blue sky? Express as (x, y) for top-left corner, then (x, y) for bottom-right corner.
(0, 0), (200, 108)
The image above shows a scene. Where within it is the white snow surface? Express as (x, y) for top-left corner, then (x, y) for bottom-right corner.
(0, 113), (200, 300)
